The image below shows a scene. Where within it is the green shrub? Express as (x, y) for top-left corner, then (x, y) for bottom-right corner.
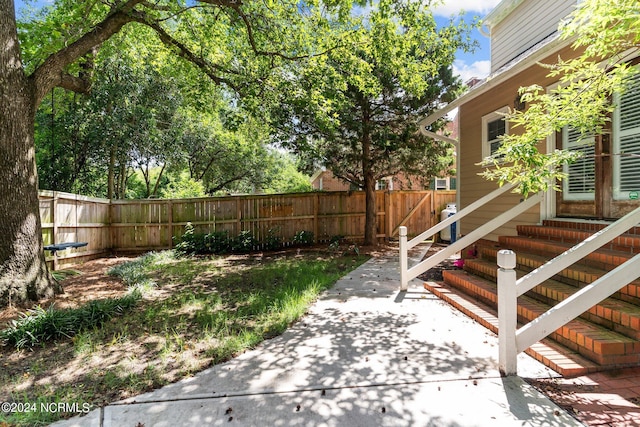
(174, 225), (317, 255)
(232, 230), (258, 253)
(174, 224), (233, 255)
(203, 230), (232, 254)
(262, 228), (283, 251)
(0, 292), (141, 349)
(292, 230), (314, 246)
(173, 222), (206, 255)
(108, 251), (165, 291)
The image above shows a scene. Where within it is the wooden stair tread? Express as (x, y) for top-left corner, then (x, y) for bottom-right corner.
(516, 224), (640, 253)
(542, 219), (640, 236)
(475, 244), (640, 306)
(478, 245), (640, 286)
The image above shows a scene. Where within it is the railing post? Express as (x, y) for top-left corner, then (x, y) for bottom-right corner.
(497, 249), (517, 376)
(399, 226), (408, 291)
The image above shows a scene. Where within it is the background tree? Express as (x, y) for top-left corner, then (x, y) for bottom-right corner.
(34, 23), (312, 200)
(480, 0), (640, 195)
(1, 0), (352, 306)
(268, 0), (475, 245)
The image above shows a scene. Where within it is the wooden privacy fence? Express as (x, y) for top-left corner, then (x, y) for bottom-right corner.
(39, 190), (456, 269)
(39, 191), (111, 270)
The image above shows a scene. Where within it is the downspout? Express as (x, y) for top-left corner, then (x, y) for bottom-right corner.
(420, 121), (461, 240)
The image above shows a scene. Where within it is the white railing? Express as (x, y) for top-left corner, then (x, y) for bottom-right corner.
(398, 182), (542, 290)
(498, 205), (640, 375)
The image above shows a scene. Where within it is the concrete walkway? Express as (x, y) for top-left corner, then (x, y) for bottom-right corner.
(51, 246), (583, 426)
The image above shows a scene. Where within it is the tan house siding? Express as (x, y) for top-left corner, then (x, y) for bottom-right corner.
(489, 0), (577, 73)
(458, 44), (580, 240)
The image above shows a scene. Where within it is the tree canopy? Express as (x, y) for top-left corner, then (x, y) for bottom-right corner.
(23, 2), (335, 199)
(266, 0), (475, 243)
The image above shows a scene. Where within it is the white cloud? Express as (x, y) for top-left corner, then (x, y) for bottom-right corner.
(453, 59), (491, 81)
(431, 0), (502, 17)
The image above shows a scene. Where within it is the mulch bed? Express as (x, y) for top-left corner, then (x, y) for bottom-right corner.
(417, 243), (462, 281)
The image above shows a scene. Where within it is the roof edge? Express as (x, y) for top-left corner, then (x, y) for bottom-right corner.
(483, 0), (526, 31)
(418, 36), (574, 132)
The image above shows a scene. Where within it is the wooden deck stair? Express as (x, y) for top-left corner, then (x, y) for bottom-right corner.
(423, 219), (640, 377)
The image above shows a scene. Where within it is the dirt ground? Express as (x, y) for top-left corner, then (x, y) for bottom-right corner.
(417, 242), (462, 281)
(0, 256), (135, 327)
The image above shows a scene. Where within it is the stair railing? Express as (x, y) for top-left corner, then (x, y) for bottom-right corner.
(498, 204), (640, 376)
(398, 182), (542, 290)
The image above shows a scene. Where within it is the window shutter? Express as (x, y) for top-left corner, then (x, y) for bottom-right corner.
(614, 72), (640, 200)
(563, 128), (595, 200)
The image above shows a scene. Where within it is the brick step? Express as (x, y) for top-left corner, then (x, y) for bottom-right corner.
(463, 258), (640, 340)
(476, 244), (640, 306)
(442, 269), (640, 368)
(423, 280), (602, 377)
(543, 219), (640, 236)
(498, 235), (634, 272)
(516, 224), (640, 255)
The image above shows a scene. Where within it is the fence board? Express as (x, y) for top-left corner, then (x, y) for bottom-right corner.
(39, 191), (111, 269)
(40, 190), (454, 269)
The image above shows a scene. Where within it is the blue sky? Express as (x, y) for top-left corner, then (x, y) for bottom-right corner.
(14, 0), (498, 81)
(431, 0), (502, 82)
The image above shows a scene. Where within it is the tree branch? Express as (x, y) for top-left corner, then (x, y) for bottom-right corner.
(207, 173), (250, 194)
(196, 149), (225, 181)
(29, 0), (145, 105)
(57, 73), (92, 94)
(129, 11), (243, 91)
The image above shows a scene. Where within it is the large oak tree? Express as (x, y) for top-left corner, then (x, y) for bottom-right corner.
(0, 0), (350, 306)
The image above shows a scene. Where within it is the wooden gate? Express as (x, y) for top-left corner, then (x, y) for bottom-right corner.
(386, 190), (456, 238)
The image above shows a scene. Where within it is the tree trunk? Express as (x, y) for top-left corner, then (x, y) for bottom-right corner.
(0, 2), (58, 306)
(108, 143), (116, 199)
(119, 161), (127, 199)
(361, 110), (377, 246)
(363, 168), (377, 246)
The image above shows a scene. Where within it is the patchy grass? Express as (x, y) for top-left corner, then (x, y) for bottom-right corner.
(0, 250), (368, 426)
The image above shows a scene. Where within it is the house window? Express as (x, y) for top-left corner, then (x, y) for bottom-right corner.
(562, 127), (595, 201)
(482, 107), (509, 160)
(613, 70), (640, 200)
(435, 178), (449, 190)
(375, 178), (390, 191)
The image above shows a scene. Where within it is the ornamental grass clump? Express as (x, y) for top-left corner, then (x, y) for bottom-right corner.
(0, 292), (140, 349)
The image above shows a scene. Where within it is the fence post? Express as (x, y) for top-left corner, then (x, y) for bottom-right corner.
(167, 200), (173, 249)
(52, 192), (58, 271)
(399, 226), (408, 291)
(385, 191), (391, 241)
(497, 249), (517, 376)
(313, 193), (319, 244)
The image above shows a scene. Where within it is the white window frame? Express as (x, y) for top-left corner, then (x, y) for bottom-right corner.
(375, 178), (392, 191)
(481, 106), (510, 160)
(434, 177), (449, 190)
